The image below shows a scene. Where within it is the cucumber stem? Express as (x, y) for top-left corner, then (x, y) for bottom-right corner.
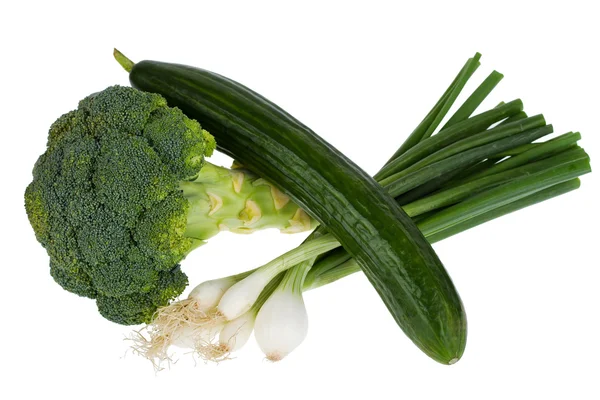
(114, 48), (135, 73)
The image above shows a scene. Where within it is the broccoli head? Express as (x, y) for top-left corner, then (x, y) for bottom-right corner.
(25, 85), (316, 326)
(24, 86), (215, 325)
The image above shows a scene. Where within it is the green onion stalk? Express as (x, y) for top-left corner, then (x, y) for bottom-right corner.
(131, 54), (591, 368)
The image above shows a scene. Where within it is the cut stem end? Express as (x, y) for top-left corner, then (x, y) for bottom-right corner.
(113, 48), (135, 73)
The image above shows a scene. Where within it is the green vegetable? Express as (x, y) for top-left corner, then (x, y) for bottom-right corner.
(115, 50), (467, 365)
(142, 135), (588, 366)
(127, 52), (590, 368)
(24, 86), (315, 325)
(25, 50), (591, 369)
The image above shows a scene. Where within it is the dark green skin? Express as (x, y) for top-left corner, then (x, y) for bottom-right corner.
(128, 61), (467, 364)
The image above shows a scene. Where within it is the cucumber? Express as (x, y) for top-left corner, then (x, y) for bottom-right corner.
(117, 52), (466, 364)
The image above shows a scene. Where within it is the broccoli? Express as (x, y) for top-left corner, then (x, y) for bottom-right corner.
(24, 86), (315, 325)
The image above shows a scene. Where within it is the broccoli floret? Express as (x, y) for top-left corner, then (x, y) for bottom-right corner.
(96, 267), (189, 325)
(50, 261), (97, 299)
(25, 85), (314, 326)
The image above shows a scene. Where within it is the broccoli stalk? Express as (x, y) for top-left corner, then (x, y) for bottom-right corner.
(182, 162), (315, 241)
(24, 85), (315, 325)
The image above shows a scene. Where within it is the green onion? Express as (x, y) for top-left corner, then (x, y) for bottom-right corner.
(386, 125), (554, 198)
(417, 156), (590, 237)
(402, 147), (588, 216)
(462, 131), (582, 182)
(383, 53), (482, 161)
(254, 258), (313, 361)
(217, 311), (256, 354)
(442, 70), (504, 128)
(306, 178), (583, 289)
(375, 99), (524, 181)
(380, 114), (547, 185)
(216, 234), (340, 321)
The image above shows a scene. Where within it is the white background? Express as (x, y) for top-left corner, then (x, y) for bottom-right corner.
(1, 1), (598, 399)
